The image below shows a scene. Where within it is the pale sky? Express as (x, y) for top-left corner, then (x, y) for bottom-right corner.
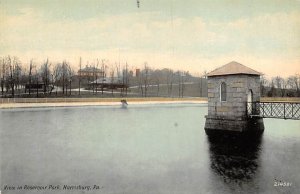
(1, 0), (300, 77)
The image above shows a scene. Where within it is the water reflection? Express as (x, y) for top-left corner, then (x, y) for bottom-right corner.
(207, 133), (263, 184)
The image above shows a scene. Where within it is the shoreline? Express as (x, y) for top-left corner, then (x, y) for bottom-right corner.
(0, 97), (207, 109)
(1, 97), (299, 109)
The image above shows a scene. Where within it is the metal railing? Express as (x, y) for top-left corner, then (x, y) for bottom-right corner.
(247, 102), (300, 120)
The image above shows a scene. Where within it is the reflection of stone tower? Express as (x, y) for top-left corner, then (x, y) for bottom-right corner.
(207, 133), (262, 183)
(204, 61), (264, 134)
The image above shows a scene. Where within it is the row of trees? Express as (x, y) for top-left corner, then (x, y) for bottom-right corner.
(136, 64), (192, 97)
(261, 75), (300, 97)
(0, 56), (22, 97)
(0, 56), (74, 98)
(1, 55), (298, 98)
(0, 56), (199, 98)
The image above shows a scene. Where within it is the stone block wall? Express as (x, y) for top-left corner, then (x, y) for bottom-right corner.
(207, 74), (260, 119)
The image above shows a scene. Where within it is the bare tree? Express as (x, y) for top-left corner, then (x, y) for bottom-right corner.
(198, 74), (203, 97)
(52, 61), (73, 96)
(175, 70), (190, 98)
(182, 71), (190, 97)
(125, 63), (129, 96)
(166, 69), (174, 97)
(152, 70), (161, 97)
(0, 57), (13, 97)
(287, 74), (300, 96)
(15, 63), (22, 96)
(260, 75), (268, 97)
(61, 61), (71, 95)
(28, 60), (34, 96)
(268, 79), (276, 97)
(177, 71), (182, 98)
(116, 63), (122, 96)
(33, 65), (39, 98)
(4, 56), (21, 98)
(95, 59), (100, 94)
(62, 61), (66, 94)
(110, 65), (115, 96)
(78, 57), (82, 95)
(121, 63), (129, 96)
(101, 60), (105, 95)
(53, 63), (62, 96)
(40, 59), (52, 96)
(137, 71), (144, 97)
(1, 58), (5, 96)
(274, 76), (287, 97)
(142, 63), (151, 97)
(140, 63), (151, 97)
(92, 62), (96, 94)
(67, 64), (74, 96)
(7, 56), (14, 97)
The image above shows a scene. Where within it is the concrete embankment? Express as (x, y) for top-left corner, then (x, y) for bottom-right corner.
(1, 97), (299, 109)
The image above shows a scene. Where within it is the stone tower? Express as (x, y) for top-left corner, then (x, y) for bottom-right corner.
(204, 61), (264, 134)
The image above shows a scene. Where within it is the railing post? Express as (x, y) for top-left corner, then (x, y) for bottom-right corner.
(284, 103), (286, 119)
(262, 102), (264, 117)
(271, 103), (273, 117)
(292, 103), (294, 118)
(255, 102), (258, 115)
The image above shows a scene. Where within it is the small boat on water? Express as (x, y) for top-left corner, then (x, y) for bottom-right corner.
(121, 99), (128, 108)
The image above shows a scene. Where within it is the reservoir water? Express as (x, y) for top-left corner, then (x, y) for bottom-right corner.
(1, 104), (300, 194)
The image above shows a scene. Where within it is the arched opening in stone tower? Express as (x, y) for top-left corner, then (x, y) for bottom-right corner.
(247, 89), (253, 114)
(220, 82), (226, 102)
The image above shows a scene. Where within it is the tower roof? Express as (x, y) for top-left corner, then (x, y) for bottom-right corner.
(206, 61), (262, 77)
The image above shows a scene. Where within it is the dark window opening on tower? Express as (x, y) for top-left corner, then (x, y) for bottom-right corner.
(220, 82), (226, 102)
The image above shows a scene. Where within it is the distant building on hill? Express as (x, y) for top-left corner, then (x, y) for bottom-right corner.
(89, 77), (128, 90)
(135, 69), (140, 77)
(78, 65), (104, 78)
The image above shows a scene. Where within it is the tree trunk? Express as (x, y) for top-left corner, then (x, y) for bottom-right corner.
(79, 79), (81, 95)
(69, 80), (71, 96)
(1, 79), (4, 96)
(36, 79), (38, 98)
(11, 82), (14, 98)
